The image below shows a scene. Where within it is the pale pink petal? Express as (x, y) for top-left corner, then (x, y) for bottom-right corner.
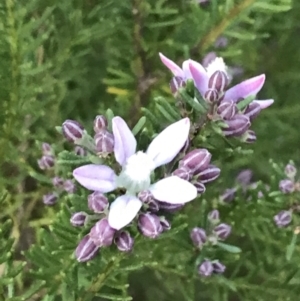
(159, 53), (184, 77)
(182, 60), (193, 79)
(189, 61), (209, 96)
(146, 118), (190, 169)
(149, 176), (197, 204)
(73, 164), (117, 192)
(223, 74), (266, 102)
(112, 117), (137, 166)
(108, 195), (142, 230)
(253, 99), (274, 109)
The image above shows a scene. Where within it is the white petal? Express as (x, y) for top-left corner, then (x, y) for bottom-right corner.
(73, 164), (117, 192)
(253, 99), (274, 109)
(149, 176), (197, 204)
(189, 60), (209, 96)
(112, 117), (137, 166)
(108, 195), (142, 230)
(146, 118), (190, 169)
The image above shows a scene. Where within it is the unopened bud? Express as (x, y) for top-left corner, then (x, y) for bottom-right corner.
(88, 192), (108, 213)
(70, 212), (88, 227)
(180, 149), (212, 173)
(242, 130), (257, 143)
(138, 190), (153, 203)
(279, 179), (294, 194)
(170, 76), (186, 95)
(202, 52), (217, 68)
(244, 102), (261, 121)
(63, 180), (76, 193)
(198, 260), (213, 277)
(220, 188), (236, 203)
(158, 201), (184, 212)
(74, 146), (87, 156)
(90, 218), (116, 247)
(222, 114), (250, 137)
(190, 227), (207, 248)
(41, 143), (52, 155)
(214, 223), (231, 240)
(204, 89), (219, 103)
(52, 176), (64, 188)
(38, 155), (55, 170)
(285, 164), (297, 179)
(274, 210), (292, 228)
(160, 217), (171, 231)
(212, 261), (226, 274)
(114, 231), (134, 252)
(94, 115), (108, 133)
(214, 36), (228, 49)
(236, 169), (252, 186)
(172, 166), (192, 181)
(75, 235), (99, 262)
(62, 120), (85, 142)
(138, 213), (163, 239)
(208, 71), (228, 93)
(42, 193), (58, 205)
(207, 210), (220, 224)
(193, 181), (206, 194)
(194, 164), (221, 184)
(217, 100), (237, 120)
(94, 130), (114, 154)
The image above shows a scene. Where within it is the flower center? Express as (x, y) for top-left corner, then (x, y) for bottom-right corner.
(206, 57), (228, 78)
(117, 151), (155, 194)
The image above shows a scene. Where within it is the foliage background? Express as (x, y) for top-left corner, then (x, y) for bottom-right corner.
(0, 0), (300, 300)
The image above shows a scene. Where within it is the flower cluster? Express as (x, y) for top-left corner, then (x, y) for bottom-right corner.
(190, 209), (231, 277)
(160, 53), (273, 142)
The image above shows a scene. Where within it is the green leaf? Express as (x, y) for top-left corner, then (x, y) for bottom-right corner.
(178, 88), (207, 113)
(236, 95), (255, 110)
(217, 242), (242, 253)
(132, 116), (147, 136)
(286, 232), (298, 261)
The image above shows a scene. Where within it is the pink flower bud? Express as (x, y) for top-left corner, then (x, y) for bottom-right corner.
(41, 143), (52, 155)
(208, 71), (228, 93)
(279, 179), (294, 194)
(114, 231), (134, 252)
(198, 260), (213, 277)
(207, 209), (220, 224)
(214, 223), (231, 240)
(170, 76), (186, 95)
(88, 192), (108, 213)
(52, 176), (64, 188)
(274, 210), (292, 228)
(180, 149), (212, 173)
(94, 130), (114, 154)
(63, 180), (76, 193)
(194, 164), (221, 184)
(70, 212), (88, 227)
(62, 120), (85, 142)
(75, 235), (99, 262)
(42, 193), (58, 205)
(242, 130), (257, 143)
(138, 190), (153, 203)
(214, 36), (228, 49)
(90, 218), (116, 247)
(158, 201), (184, 212)
(74, 146), (87, 156)
(204, 89), (219, 103)
(193, 181), (206, 194)
(244, 102), (261, 121)
(172, 166), (192, 181)
(38, 155), (55, 170)
(212, 261), (226, 274)
(236, 169), (253, 186)
(222, 114), (250, 137)
(217, 100), (237, 120)
(93, 115), (108, 133)
(190, 227), (207, 248)
(160, 217), (171, 231)
(138, 213), (163, 239)
(285, 164), (297, 179)
(220, 188), (236, 203)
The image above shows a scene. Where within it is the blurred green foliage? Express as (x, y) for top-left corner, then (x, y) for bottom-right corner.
(1, 0), (300, 300)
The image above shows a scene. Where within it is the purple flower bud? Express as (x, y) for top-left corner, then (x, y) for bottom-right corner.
(90, 218), (116, 247)
(147, 199), (160, 212)
(222, 114), (250, 137)
(202, 52), (217, 68)
(63, 180), (76, 193)
(190, 227), (207, 248)
(75, 235), (99, 262)
(138, 190), (153, 203)
(41, 143), (52, 155)
(172, 166), (192, 181)
(138, 213), (163, 239)
(244, 102), (261, 121)
(207, 210), (220, 223)
(74, 146), (87, 156)
(38, 155), (55, 170)
(242, 130), (257, 143)
(160, 217), (171, 231)
(217, 100), (237, 120)
(180, 149), (211, 174)
(212, 261), (226, 274)
(193, 181), (206, 194)
(214, 36), (228, 49)
(158, 201), (185, 212)
(170, 76), (186, 95)
(204, 89), (219, 103)
(70, 212), (88, 227)
(236, 169), (253, 186)
(220, 188), (236, 203)
(274, 210), (292, 228)
(94, 130), (114, 154)
(94, 115), (108, 133)
(62, 120), (85, 142)
(285, 164), (297, 179)
(208, 71), (228, 93)
(198, 260), (214, 277)
(52, 176), (64, 188)
(88, 192), (108, 213)
(279, 179), (294, 194)
(114, 231), (134, 252)
(42, 193), (58, 205)
(194, 164), (220, 184)
(214, 223), (231, 240)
